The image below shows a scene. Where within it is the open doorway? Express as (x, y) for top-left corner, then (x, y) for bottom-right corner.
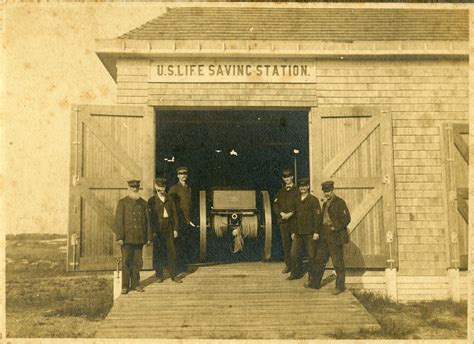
(155, 109), (309, 261)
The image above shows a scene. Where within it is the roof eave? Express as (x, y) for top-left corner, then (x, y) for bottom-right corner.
(96, 38), (469, 82)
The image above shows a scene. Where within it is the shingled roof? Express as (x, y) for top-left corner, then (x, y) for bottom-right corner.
(119, 7), (468, 42)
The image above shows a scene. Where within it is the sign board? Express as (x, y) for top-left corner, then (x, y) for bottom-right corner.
(149, 58), (316, 83)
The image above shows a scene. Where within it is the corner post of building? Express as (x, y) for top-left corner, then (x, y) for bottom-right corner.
(384, 268), (397, 302)
(384, 231), (397, 302)
(447, 268), (461, 302)
(468, 10), (474, 343)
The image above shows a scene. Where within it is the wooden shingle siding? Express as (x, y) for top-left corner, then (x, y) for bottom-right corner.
(147, 83), (318, 107)
(114, 55), (468, 300)
(116, 59), (149, 105)
(315, 58), (468, 300)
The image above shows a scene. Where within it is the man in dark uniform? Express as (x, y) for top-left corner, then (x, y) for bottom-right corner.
(273, 168), (299, 274)
(287, 178), (322, 287)
(169, 166), (196, 271)
(148, 178), (182, 283)
(113, 180), (151, 294)
(312, 180), (351, 295)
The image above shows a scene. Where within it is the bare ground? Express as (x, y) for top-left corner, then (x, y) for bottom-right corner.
(6, 234), (113, 338)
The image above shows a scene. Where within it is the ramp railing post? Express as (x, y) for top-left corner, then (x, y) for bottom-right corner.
(113, 257), (122, 301)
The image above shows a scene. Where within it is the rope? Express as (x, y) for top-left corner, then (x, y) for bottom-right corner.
(241, 215), (258, 239)
(212, 215), (228, 238)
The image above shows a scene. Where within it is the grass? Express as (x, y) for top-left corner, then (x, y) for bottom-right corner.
(6, 234), (113, 338)
(330, 290), (467, 340)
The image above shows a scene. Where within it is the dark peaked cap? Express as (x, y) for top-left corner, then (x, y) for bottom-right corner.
(321, 180), (335, 192)
(127, 180), (141, 188)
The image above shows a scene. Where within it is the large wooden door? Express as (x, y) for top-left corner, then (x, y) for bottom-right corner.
(442, 123), (468, 269)
(309, 107), (397, 268)
(68, 105), (155, 270)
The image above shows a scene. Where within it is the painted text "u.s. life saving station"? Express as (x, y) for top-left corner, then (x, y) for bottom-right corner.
(156, 64), (309, 77)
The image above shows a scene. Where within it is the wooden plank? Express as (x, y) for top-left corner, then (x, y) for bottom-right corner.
(322, 115), (380, 178)
(396, 213), (444, 221)
(395, 190), (442, 198)
(393, 135), (441, 143)
(347, 186), (382, 235)
(395, 198), (443, 206)
(394, 151), (441, 159)
(398, 244), (446, 253)
(397, 228), (444, 236)
(97, 263), (380, 338)
(314, 106), (382, 118)
(397, 236), (445, 244)
(397, 220), (444, 228)
(395, 182), (443, 190)
(82, 115), (142, 178)
(393, 143), (441, 151)
(397, 275), (447, 283)
(452, 123), (469, 163)
(393, 158), (440, 166)
(397, 269), (447, 276)
(394, 174), (442, 182)
(392, 111), (468, 120)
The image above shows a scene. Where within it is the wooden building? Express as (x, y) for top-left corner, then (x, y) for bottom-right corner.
(68, 6), (470, 302)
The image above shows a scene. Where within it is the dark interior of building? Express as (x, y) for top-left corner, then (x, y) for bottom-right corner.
(155, 109), (309, 261)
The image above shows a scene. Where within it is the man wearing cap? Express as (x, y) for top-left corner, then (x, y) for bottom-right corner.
(113, 180), (152, 294)
(287, 178), (322, 286)
(148, 178), (182, 283)
(169, 166), (195, 270)
(313, 180), (351, 295)
(273, 168), (299, 274)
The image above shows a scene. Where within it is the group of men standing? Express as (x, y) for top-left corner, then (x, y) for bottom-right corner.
(273, 169), (351, 295)
(113, 166), (194, 294)
(113, 166), (351, 296)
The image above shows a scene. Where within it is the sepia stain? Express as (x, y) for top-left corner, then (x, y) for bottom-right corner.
(23, 62), (32, 70)
(98, 85), (110, 97)
(47, 84), (56, 92)
(80, 89), (96, 102)
(58, 98), (69, 109)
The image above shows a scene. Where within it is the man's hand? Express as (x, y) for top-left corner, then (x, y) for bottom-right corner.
(146, 240), (151, 246)
(189, 221), (197, 228)
(291, 233), (295, 240)
(280, 212), (287, 220)
(331, 226), (336, 231)
(173, 230), (178, 239)
(313, 233), (320, 241)
(117, 240), (124, 246)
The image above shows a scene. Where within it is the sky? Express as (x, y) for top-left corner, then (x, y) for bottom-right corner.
(3, 3), (164, 234)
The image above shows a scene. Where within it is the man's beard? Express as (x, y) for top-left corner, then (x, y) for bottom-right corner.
(129, 191), (140, 199)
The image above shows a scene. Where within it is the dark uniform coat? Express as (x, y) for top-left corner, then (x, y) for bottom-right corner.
(273, 185), (299, 225)
(169, 182), (195, 265)
(113, 195), (151, 290)
(114, 196), (151, 244)
(273, 184), (299, 270)
(294, 194), (322, 235)
(313, 194), (351, 291)
(322, 195), (351, 243)
(148, 194), (178, 235)
(289, 194), (322, 279)
(169, 182), (193, 224)
(148, 194), (179, 278)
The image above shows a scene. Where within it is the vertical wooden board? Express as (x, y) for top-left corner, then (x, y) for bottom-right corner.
(311, 107), (395, 268)
(441, 122), (469, 269)
(69, 104), (155, 270)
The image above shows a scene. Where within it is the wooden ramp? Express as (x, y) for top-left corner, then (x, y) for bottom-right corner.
(96, 262), (380, 339)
